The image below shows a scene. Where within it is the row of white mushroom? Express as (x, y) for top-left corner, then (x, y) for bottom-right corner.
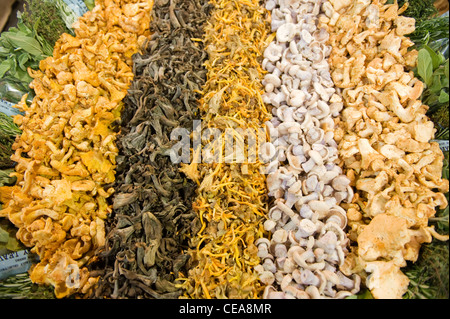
(255, 0), (360, 299)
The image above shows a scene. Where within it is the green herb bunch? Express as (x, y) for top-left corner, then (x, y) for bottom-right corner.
(398, 0), (438, 23)
(403, 8), (450, 300)
(0, 112), (21, 169)
(0, 12), (54, 103)
(410, 16), (449, 59)
(416, 45), (449, 113)
(404, 242), (449, 299)
(21, 0), (73, 48)
(0, 273), (55, 299)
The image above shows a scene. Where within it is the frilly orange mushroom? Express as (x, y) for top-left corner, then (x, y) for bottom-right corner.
(324, 0), (449, 299)
(0, 0), (154, 298)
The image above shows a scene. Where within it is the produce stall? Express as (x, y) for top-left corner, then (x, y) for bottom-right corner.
(0, 0), (448, 301)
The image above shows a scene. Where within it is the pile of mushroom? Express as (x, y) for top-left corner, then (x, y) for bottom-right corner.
(177, 0), (272, 299)
(255, 0), (360, 299)
(0, 0), (153, 298)
(321, 0), (449, 299)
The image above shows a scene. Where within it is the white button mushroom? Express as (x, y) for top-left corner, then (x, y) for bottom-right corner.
(273, 228), (289, 243)
(276, 23), (297, 42)
(289, 89), (306, 107)
(257, 0), (359, 300)
(295, 219), (317, 239)
(259, 271), (276, 285)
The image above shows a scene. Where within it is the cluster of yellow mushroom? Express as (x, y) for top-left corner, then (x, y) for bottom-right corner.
(322, 0), (449, 298)
(0, 0), (153, 298)
(177, 0), (273, 299)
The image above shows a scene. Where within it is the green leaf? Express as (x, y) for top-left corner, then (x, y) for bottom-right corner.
(438, 91), (449, 103)
(429, 75), (442, 94)
(2, 32), (45, 57)
(14, 68), (33, 84)
(84, 0), (95, 10)
(423, 45), (442, 70)
(16, 21), (31, 34)
(0, 46), (10, 55)
(442, 75), (449, 88)
(17, 53), (30, 71)
(445, 59), (449, 80)
(6, 236), (22, 251)
(0, 60), (12, 78)
(418, 48), (434, 86)
(432, 67), (445, 78)
(0, 226), (9, 244)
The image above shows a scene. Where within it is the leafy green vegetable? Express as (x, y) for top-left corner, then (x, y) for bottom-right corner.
(21, 0), (74, 47)
(0, 17), (53, 91)
(445, 59), (449, 79)
(52, 0), (86, 32)
(423, 44), (445, 70)
(0, 227), (9, 244)
(0, 272), (55, 299)
(84, 0), (95, 10)
(415, 44), (449, 117)
(418, 48), (434, 86)
(0, 11), (56, 107)
(405, 6), (449, 300)
(397, 0), (438, 23)
(409, 16), (449, 58)
(404, 242), (449, 299)
(439, 91), (449, 103)
(0, 113), (21, 169)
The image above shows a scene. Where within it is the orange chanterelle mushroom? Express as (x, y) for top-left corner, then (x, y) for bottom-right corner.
(0, 0), (153, 298)
(321, 0), (449, 299)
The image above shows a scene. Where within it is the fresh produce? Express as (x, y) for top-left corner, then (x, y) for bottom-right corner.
(0, 0), (448, 301)
(84, 0), (95, 10)
(416, 45), (449, 118)
(409, 16), (449, 57)
(404, 237), (449, 299)
(0, 14), (53, 103)
(0, 272), (55, 299)
(397, 1), (449, 300)
(0, 0), (97, 105)
(0, 218), (22, 255)
(254, 0), (361, 299)
(0, 0), (153, 298)
(21, 0), (74, 48)
(324, 0), (449, 299)
(0, 112), (21, 169)
(397, 0), (438, 23)
(51, 0), (89, 32)
(87, 0), (212, 299)
(177, 0), (272, 299)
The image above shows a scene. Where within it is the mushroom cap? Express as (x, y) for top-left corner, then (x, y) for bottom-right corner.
(365, 260), (410, 299)
(357, 214), (411, 263)
(276, 23), (297, 43)
(265, 42), (284, 62)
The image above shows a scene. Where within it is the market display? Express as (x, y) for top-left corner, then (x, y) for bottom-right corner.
(87, 0), (212, 299)
(322, 0), (448, 299)
(254, 0), (360, 299)
(0, 0), (448, 300)
(177, 0), (272, 299)
(0, 0), (153, 298)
